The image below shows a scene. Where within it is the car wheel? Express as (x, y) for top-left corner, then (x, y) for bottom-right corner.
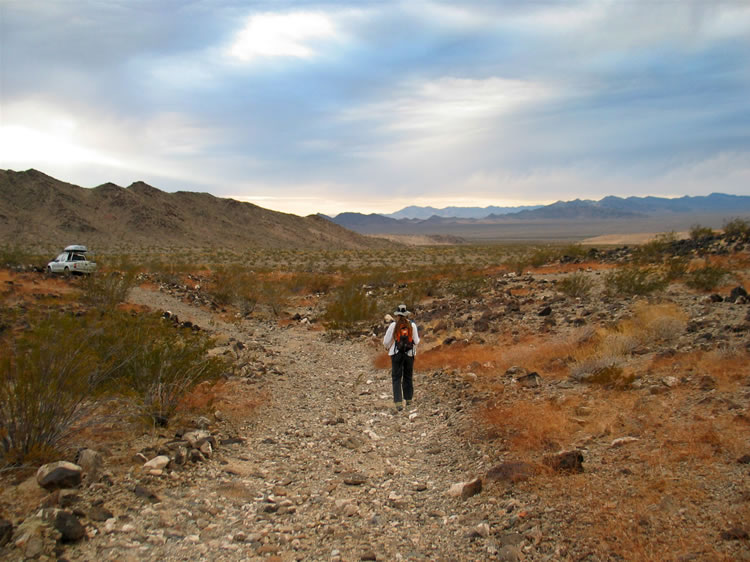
(64, 267), (70, 276)
(47, 266), (52, 275)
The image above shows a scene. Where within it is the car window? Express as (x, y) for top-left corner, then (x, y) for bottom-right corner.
(56, 253), (67, 262)
(72, 254), (85, 261)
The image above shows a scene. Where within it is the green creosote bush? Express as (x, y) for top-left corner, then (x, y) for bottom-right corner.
(557, 271), (594, 298)
(662, 256), (688, 282)
(634, 232), (678, 264)
(0, 310), (226, 466)
(689, 224), (715, 241)
(99, 313), (225, 426)
(324, 283), (378, 328)
(0, 313), (111, 466)
(684, 264), (729, 292)
(604, 266), (667, 297)
(723, 218), (750, 241)
(448, 275), (486, 299)
(0, 244), (36, 268)
(79, 270), (137, 309)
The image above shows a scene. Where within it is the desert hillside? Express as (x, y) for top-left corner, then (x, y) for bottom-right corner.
(0, 169), (386, 251)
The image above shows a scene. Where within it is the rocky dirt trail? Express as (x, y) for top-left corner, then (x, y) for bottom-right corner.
(65, 286), (513, 561)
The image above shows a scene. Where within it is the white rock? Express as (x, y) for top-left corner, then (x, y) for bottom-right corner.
(142, 456), (170, 471)
(610, 436), (640, 448)
(476, 523), (491, 538)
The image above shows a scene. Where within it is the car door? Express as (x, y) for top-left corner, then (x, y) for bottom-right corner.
(50, 253), (68, 273)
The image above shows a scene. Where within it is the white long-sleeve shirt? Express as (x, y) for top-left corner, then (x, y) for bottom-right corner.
(383, 321), (420, 356)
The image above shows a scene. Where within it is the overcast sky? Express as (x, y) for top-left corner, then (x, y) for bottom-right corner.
(2, 1), (749, 216)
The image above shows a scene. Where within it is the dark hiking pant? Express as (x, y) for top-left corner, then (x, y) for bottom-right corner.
(391, 352), (414, 403)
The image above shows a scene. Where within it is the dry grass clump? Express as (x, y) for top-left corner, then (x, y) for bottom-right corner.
(571, 302), (686, 384)
(482, 399), (578, 455)
(557, 271), (595, 298)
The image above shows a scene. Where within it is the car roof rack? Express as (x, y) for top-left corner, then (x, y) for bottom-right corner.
(63, 245), (88, 253)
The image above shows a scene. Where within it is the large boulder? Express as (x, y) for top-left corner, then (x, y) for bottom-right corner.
(36, 461), (82, 490)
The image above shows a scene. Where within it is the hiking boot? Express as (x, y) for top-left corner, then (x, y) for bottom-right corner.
(394, 402), (403, 411)
(405, 400), (412, 407)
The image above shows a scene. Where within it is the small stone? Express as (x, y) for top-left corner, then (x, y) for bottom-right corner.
(538, 306), (552, 317)
(447, 477), (482, 499)
(476, 522), (491, 537)
(183, 430), (211, 448)
(88, 505), (114, 522)
(737, 454), (750, 464)
(54, 511), (86, 543)
(134, 485), (161, 503)
(517, 372), (542, 388)
(360, 551), (377, 560)
(699, 375), (717, 391)
(343, 473), (367, 486)
(195, 416), (211, 429)
(543, 450), (584, 473)
(142, 455), (170, 471)
(76, 449), (103, 481)
(36, 461), (82, 490)
(199, 440), (213, 456)
(342, 503), (359, 517)
(720, 527), (748, 540)
(486, 462), (535, 484)
(504, 366), (527, 377)
(610, 436), (639, 448)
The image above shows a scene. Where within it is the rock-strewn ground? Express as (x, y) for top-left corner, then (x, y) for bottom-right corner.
(2, 242), (749, 560)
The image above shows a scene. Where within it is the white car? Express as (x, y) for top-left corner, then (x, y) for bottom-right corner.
(47, 245), (97, 275)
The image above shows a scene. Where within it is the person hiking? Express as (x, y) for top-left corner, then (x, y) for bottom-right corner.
(383, 304), (420, 411)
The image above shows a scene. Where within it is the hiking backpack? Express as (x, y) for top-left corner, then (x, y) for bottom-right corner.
(395, 321), (414, 354)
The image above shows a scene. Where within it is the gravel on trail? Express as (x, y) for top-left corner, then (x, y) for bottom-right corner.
(65, 286), (508, 561)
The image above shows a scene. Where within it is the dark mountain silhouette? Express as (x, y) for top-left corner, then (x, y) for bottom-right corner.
(0, 169), (387, 250)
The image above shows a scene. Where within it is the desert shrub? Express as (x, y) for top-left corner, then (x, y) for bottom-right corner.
(634, 303), (687, 342)
(723, 217), (750, 240)
(684, 264), (728, 291)
(0, 244), (35, 268)
(448, 275), (487, 299)
(79, 270), (136, 309)
(528, 247), (558, 267)
(604, 266), (667, 296)
(91, 312), (226, 426)
(286, 272), (335, 295)
(689, 224), (715, 241)
(482, 399), (575, 453)
(570, 303), (685, 385)
(324, 283), (378, 328)
(557, 271), (594, 298)
(570, 355), (633, 387)
(662, 256), (688, 282)
(0, 313), (108, 466)
(634, 232), (678, 264)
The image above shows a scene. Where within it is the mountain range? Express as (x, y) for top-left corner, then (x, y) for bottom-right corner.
(332, 194), (750, 235)
(0, 169), (386, 251)
(386, 205), (543, 219)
